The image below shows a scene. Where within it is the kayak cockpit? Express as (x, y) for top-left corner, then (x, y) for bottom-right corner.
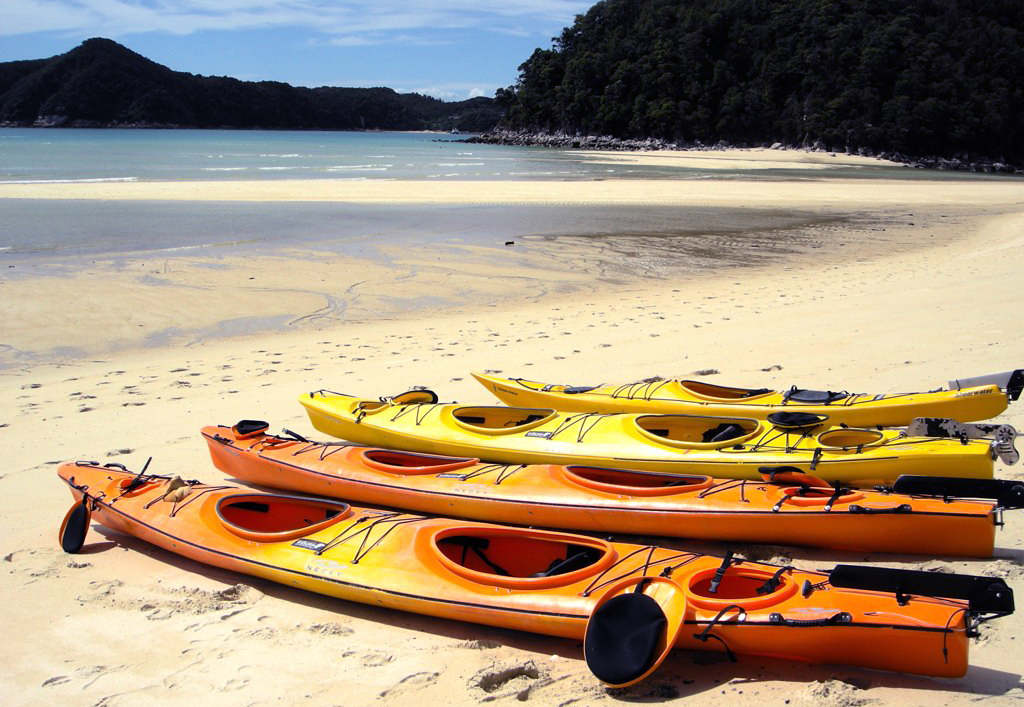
(450, 406), (556, 435)
(359, 449), (479, 475)
(217, 494), (352, 542)
(634, 414), (760, 448)
(560, 465), (713, 496)
(816, 428), (886, 448)
(432, 527), (616, 589)
(686, 559), (799, 610)
(676, 380), (774, 401)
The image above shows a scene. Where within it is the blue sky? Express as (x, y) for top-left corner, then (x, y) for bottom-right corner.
(0, 1), (591, 100)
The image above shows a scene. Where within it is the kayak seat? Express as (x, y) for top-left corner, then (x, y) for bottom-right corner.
(532, 546), (603, 578)
(452, 407), (555, 431)
(458, 414), (545, 428)
(679, 379), (773, 400)
(217, 494), (353, 542)
(509, 413), (548, 427)
(783, 386), (848, 404)
(437, 536), (510, 576)
(702, 423), (746, 443)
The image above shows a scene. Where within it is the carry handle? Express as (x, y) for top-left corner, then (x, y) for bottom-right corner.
(848, 504), (912, 514)
(769, 611), (851, 627)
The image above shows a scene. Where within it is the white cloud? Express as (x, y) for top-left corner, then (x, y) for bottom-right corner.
(329, 77), (497, 100)
(0, 1), (590, 39)
(318, 32), (454, 48)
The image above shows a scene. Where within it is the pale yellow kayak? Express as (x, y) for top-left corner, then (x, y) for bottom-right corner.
(471, 371), (1018, 426)
(299, 390), (1006, 487)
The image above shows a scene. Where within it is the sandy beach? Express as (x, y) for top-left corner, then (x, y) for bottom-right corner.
(2, 149), (1023, 706)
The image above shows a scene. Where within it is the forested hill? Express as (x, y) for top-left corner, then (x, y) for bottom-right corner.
(0, 38), (501, 132)
(494, 0), (1024, 165)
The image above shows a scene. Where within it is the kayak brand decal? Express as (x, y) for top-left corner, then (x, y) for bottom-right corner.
(305, 558), (349, 578)
(526, 431), (553, 439)
(954, 390), (986, 398)
(494, 385), (519, 396)
(292, 538), (328, 552)
(436, 473), (468, 479)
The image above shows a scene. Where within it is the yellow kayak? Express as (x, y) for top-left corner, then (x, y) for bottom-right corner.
(472, 370), (1022, 426)
(299, 390), (1007, 487)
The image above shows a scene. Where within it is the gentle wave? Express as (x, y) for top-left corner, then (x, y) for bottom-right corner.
(150, 238), (264, 253)
(0, 177), (139, 184)
(326, 164), (394, 171)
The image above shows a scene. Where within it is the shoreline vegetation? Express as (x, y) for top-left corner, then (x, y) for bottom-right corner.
(466, 130), (1024, 174)
(492, 1), (1024, 173)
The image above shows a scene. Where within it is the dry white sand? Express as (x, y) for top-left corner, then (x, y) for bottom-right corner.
(2, 149), (1023, 706)
(575, 146), (907, 170)
(2, 174), (1023, 207)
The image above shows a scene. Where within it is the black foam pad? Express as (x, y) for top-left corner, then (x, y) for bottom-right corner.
(585, 592), (667, 686)
(767, 411), (827, 429)
(59, 500), (91, 554)
(234, 420), (270, 436)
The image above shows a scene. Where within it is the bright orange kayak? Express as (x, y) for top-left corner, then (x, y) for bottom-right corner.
(58, 461), (1015, 682)
(204, 422), (1023, 557)
(472, 370), (1022, 426)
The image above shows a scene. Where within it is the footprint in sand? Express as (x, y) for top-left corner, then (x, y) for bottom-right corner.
(306, 622), (353, 637)
(42, 664), (125, 690)
(470, 661), (543, 701)
(8, 547), (94, 583)
(457, 639), (502, 650)
(359, 650), (395, 668)
(379, 671), (440, 699)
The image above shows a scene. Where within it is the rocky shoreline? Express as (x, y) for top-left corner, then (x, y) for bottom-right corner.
(466, 129), (1023, 174)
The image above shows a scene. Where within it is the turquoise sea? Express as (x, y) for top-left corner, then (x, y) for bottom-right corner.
(0, 128), (696, 183)
(0, 127), (943, 184)
(0, 128), (1016, 265)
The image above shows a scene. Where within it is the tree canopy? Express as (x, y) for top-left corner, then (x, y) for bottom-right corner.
(497, 0), (1024, 163)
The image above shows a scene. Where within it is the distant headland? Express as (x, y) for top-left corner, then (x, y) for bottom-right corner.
(0, 38), (502, 133)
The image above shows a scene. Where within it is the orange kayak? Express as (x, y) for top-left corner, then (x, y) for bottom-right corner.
(58, 461), (1014, 682)
(203, 422), (1023, 557)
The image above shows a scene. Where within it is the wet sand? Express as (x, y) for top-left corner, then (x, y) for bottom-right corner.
(1, 150), (1023, 706)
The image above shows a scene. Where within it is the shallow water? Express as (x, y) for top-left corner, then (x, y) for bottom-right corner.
(1, 128), (1014, 265)
(0, 199), (841, 270)
(0, 128), (693, 183)
(2, 127), (1000, 185)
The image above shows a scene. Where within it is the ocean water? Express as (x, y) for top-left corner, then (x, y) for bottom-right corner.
(0, 128), (695, 183)
(2, 126), (981, 184)
(0, 128), (1013, 264)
